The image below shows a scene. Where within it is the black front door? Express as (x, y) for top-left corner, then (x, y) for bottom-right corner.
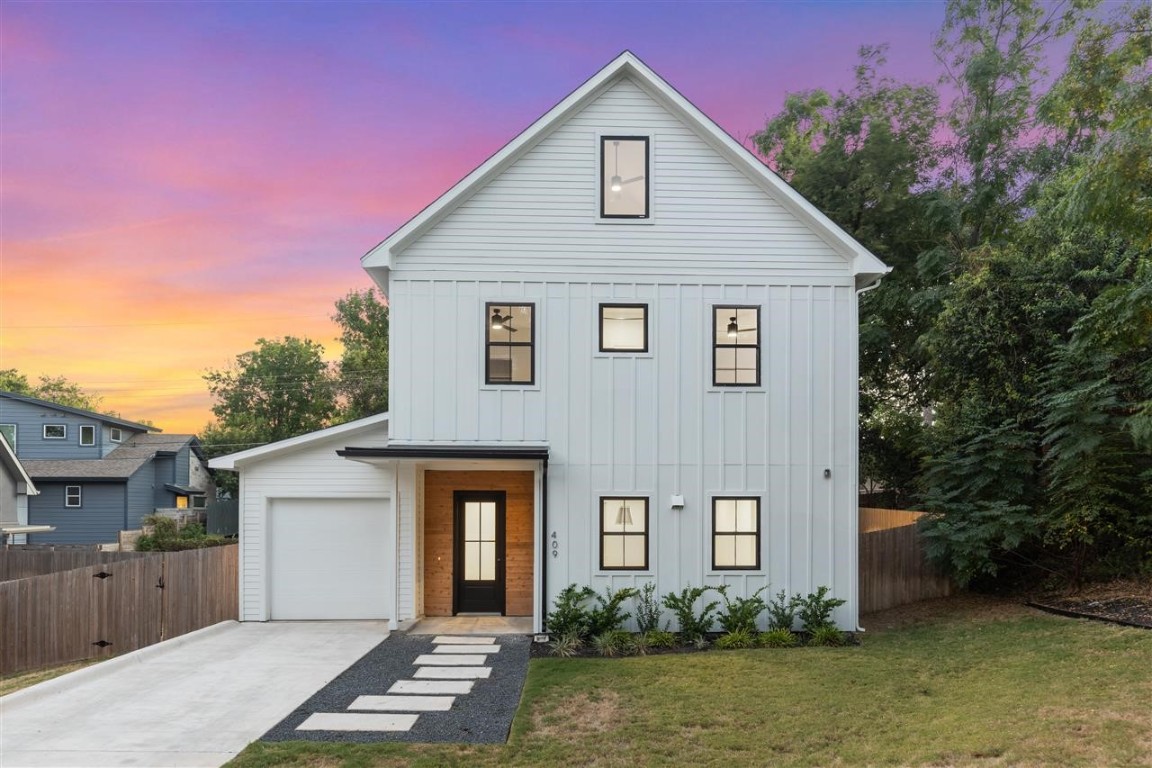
(453, 491), (506, 614)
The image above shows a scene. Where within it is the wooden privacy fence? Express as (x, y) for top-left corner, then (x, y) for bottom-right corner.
(859, 508), (953, 614)
(0, 545), (238, 675)
(0, 549), (149, 581)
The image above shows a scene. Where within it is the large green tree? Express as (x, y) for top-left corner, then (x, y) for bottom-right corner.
(332, 288), (389, 420)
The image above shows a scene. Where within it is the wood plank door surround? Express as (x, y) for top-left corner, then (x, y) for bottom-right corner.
(453, 491), (506, 614)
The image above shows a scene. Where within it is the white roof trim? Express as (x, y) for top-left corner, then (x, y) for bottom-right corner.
(0, 435), (38, 495)
(362, 50), (890, 288)
(208, 413), (389, 470)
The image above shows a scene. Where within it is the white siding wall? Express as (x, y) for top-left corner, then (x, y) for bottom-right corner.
(385, 73), (863, 628)
(236, 429), (415, 622)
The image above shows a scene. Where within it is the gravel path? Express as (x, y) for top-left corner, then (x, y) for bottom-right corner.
(261, 633), (530, 744)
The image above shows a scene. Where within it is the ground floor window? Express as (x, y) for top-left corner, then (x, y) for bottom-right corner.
(600, 497), (648, 570)
(713, 497), (760, 569)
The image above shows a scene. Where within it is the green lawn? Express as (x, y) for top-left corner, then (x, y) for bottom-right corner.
(0, 659), (98, 697)
(230, 597), (1152, 767)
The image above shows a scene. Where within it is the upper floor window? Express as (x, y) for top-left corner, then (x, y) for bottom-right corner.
(599, 303), (648, 353)
(0, 424), (15, 450)
(486, 303), (535, 385)
(110, 427), (123, 443)
(65, 485), (82, 507)
(713, 306), (760, 386)
(600, 497), (649, 570)
(601, 136), (649, 219)
(80, 425), (96, 446)
(713, 497), (760, 570)
(44, 424), (67, 440)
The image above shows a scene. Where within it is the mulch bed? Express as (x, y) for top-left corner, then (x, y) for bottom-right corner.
(1028, 579), (1152, 630)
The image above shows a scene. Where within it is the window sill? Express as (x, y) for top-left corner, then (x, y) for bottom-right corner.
(593, 352), (653, 359)
(705, 570), (766, 577)
(595, 571), (654, 577)
(594, 217), (656, 226)
(480, 385), (541, 392)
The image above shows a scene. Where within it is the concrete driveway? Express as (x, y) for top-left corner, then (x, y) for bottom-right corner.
(0, 621), (388, 767)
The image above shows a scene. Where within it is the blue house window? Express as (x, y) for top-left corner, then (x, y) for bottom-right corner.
(80, 425), (96, 446)
(65, 486), (82, 508)
(44, 424), (67, 440)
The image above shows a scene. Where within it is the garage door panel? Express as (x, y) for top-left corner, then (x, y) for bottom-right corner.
(269, 498), (391, 620)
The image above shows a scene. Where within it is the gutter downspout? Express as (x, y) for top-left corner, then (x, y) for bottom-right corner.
(539, 456), (549, 633)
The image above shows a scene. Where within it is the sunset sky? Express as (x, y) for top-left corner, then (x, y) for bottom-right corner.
(2, 1), (944, 433)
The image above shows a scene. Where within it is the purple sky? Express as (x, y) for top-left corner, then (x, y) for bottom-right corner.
(1, 1), (945, 431)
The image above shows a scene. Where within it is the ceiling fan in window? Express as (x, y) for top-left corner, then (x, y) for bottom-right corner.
(609, 140), (645, 193)
(490, 308), (518, 332)
(727, 316), (757, 339)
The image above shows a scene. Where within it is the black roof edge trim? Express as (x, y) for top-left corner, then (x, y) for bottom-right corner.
(338, 446), (549, 461)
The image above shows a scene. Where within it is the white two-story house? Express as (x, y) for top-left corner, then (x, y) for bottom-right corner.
(211, 52), (889, 632)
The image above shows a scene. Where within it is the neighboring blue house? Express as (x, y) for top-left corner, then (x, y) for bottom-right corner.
(0, 392), (215, 545)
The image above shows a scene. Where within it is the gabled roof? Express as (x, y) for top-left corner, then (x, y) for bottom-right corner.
(0, 434), (38, 495)
(22, 433), (198, 482)
(209, 413), (390, 470)
(362, 50), (890, 290)
(0, 391), (160, 433)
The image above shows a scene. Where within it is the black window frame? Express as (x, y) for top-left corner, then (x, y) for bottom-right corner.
(712, 496), (761, 570)
(65, 485), (82, 508)
(599, 496), (649, 571)
(484, 302), (536, 386)
(598, 303), (649, 353)
(713, 305), (761, 387)
(43, 424), (67, 440)
(600, 135), (650, 219)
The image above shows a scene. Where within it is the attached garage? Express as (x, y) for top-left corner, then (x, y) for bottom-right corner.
(209, 414), (415, 627)
(267, 498), (391, 620)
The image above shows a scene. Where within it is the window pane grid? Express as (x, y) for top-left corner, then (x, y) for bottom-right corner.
(712, 497), (760, 570)
(713, 306), (761, 387)
(486, 303), (535, 385)
(600, 497), (649, 570)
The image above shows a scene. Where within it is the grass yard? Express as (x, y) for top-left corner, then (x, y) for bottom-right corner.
(230, 596), (1152, 767)
(0, 659), (98, 697)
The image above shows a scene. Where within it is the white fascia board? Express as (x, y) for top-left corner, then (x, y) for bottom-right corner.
(362, 50), (890, 286)
(0, 436), (37, 495)
(208, 413), (390, 471)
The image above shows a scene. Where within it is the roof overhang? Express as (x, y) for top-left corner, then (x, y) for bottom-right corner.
(210, 413), (390, 471)
(165, 484), (207, 496)
(1, 525), (56, 535)
(338, 445), (549, 470)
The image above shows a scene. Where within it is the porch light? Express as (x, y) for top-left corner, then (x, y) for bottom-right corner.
(727, 316), (739, 339)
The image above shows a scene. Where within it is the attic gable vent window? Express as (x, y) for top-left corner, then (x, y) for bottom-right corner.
(601, 136), (649, 218)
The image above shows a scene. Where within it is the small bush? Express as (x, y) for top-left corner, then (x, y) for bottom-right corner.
(136, 516), (228, 552)
(549, 632), (583, 657)
(588, 586), (639, 637)
(765, 589), (802, 631)
(808, 625), (846, 647)
(716, 585), (769, 634)
(796, 586), (847, 632)
(759, 628), (799, 648)
(663, 585), (720, 641)
(591, 630), (636, 657)
(634, 582), (664, 633)
(642, 629), (678, 648)
(715, 629), (757, 650)
(547, 584), (596, 639)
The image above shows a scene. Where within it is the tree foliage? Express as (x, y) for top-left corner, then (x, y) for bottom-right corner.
(0, 369), (103, 411)
(332, 288), (389, 420)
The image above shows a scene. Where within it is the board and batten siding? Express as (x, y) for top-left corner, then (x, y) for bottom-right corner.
(236, 431), (412, 622)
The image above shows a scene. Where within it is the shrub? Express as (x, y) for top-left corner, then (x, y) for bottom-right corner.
(591, 630), (636, 657)
(765, 589), (802, 631)
(549, 632), (583, 657)
(796, 586), (847, 632)
(808, 625), (846, 647)
(136, 516), (228, 552)
(633, 582), (664, 633)
(759, 628), (799, 648)
(715, 629), (757, 650)
(663, 585), (720, 641)
(642, 629), (678, 648)
(588, 586), (639, 637)
(716, 585), (769, 634)
(547, 584), (596, 639)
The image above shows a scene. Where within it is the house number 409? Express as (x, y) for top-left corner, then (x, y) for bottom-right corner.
(551, 531), (559, 558)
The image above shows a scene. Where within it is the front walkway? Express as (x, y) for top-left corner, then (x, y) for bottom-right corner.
(406, 615), (533, 635)
(261, 633), (530, 744)
(0, 621), (388, 767)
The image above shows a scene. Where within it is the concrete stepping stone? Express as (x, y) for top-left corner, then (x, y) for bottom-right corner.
(350, 695), (455, 712)
(415, 666), (492, 679)
(389, 679), (474, 695)
(297, 712), (418, 732)
(433, 644), (500, 654)
(414, 653), (486, 665)
(432, 636), (497, 645)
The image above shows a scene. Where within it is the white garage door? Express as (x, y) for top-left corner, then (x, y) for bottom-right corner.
(268, 498), (391, 620)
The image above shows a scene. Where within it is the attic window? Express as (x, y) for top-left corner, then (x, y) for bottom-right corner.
(80, 425), (96, 446)
(601, 136), (649, 218)
(110, 428), (123, 443)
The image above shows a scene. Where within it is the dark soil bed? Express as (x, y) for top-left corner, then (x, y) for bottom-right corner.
(528, 631), (860, 658)
(1029, 579), (1152, 629)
